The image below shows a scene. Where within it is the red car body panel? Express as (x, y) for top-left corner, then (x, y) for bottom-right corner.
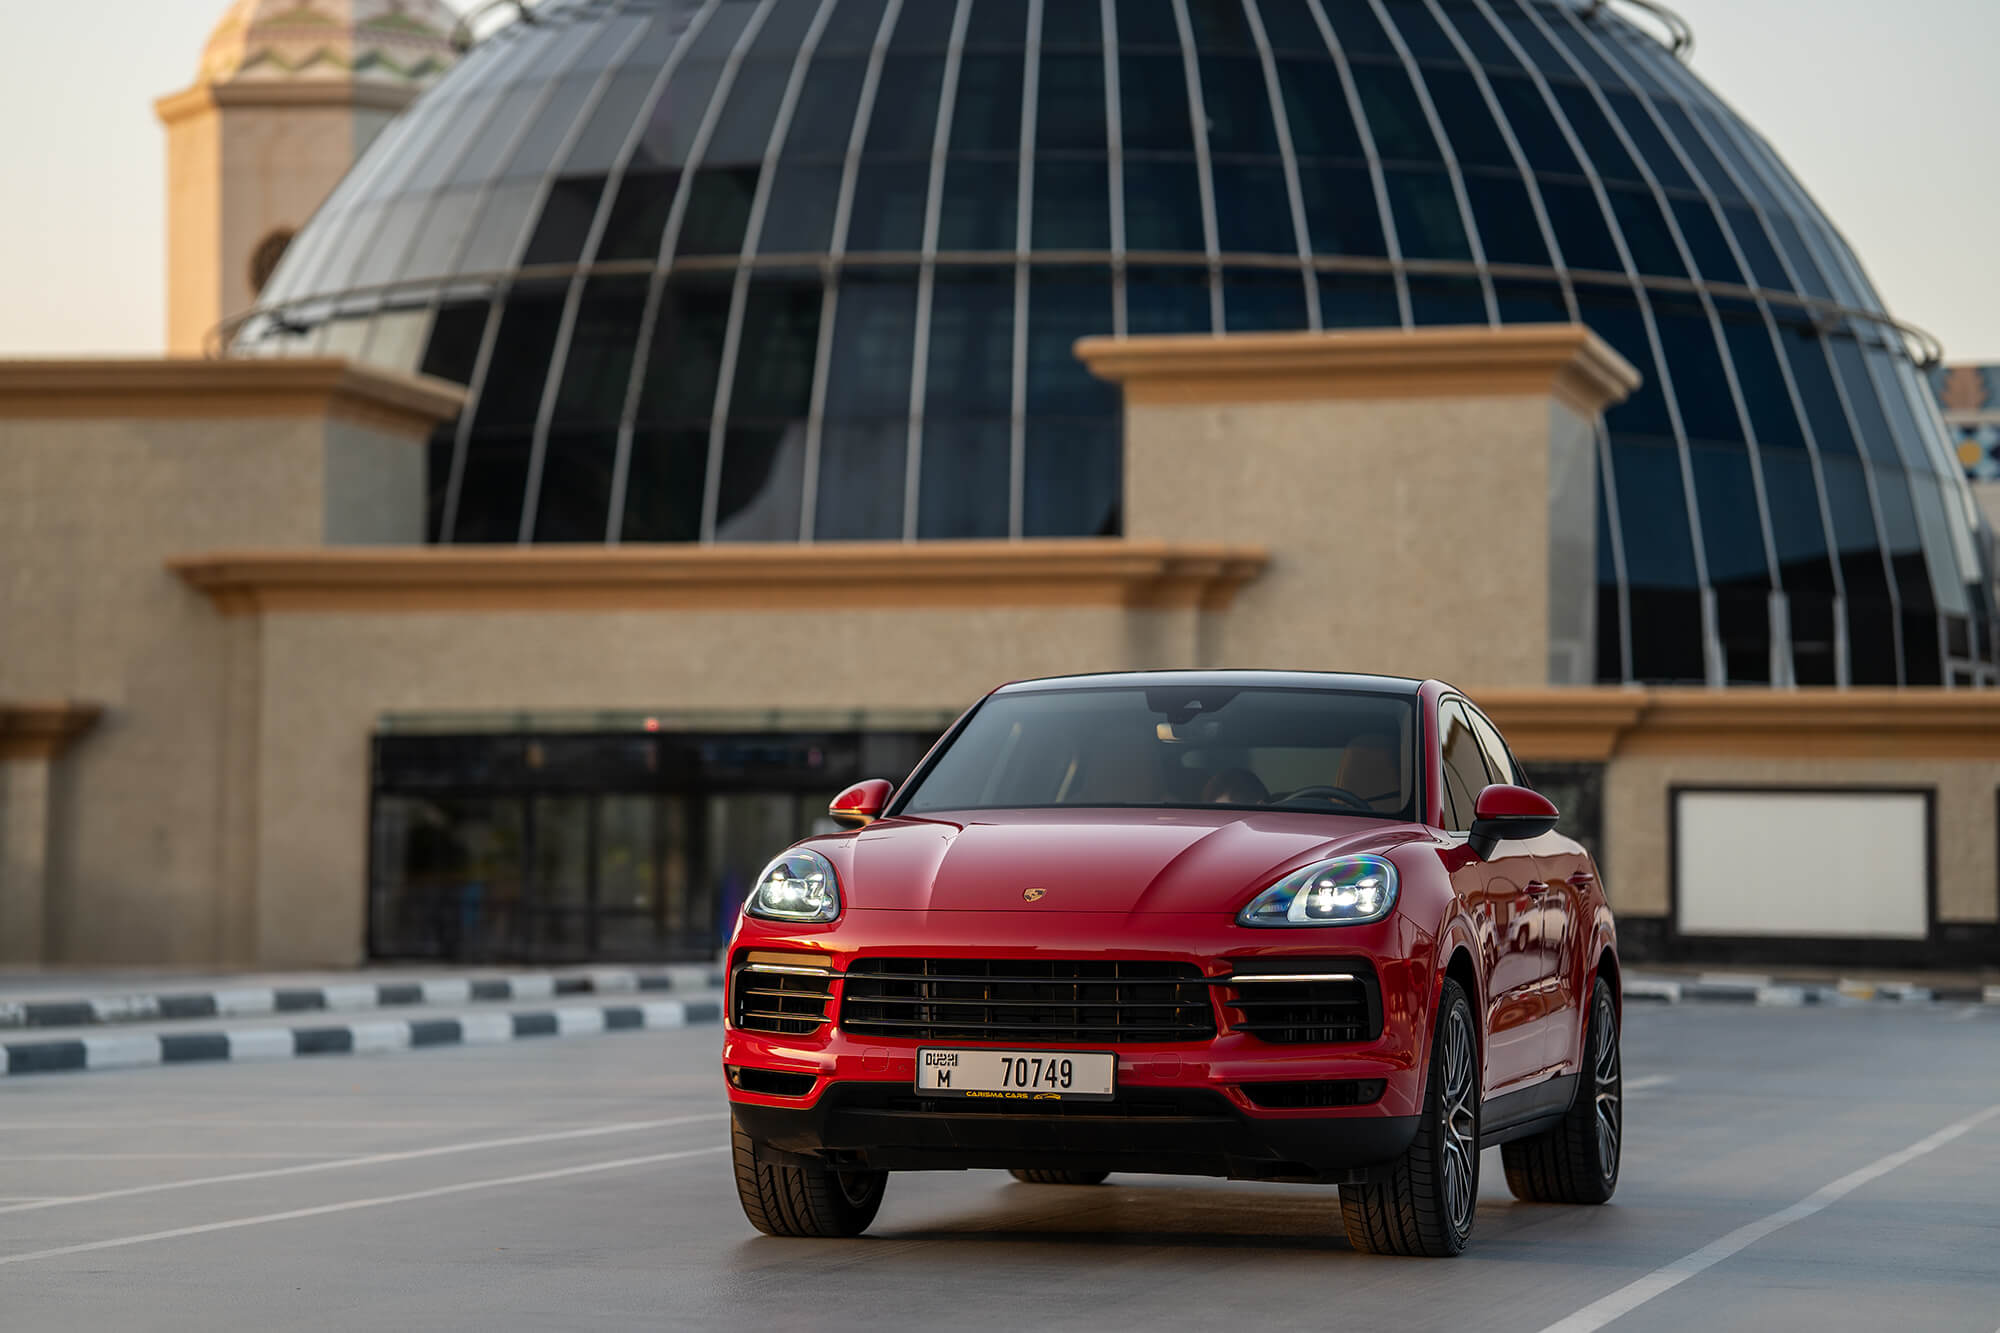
(723, 672), (1617, 1184)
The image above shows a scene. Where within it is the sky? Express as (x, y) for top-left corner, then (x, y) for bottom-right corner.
(1, 0), (1995, 360)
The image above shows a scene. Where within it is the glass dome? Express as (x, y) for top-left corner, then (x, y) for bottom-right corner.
(238, 0), (1994, 687)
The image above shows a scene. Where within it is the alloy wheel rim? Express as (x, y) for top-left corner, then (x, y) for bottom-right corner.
(1593, 991), (1622, 1179)
(1439, 1005), (1478, 1235)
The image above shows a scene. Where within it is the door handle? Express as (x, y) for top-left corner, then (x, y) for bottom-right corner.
(1524, 880), (1551, 897)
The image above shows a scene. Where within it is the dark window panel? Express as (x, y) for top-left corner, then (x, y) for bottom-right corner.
(1693, 106), (1782, 212)
(1829, 338), (1901, 466)
(1549, 82), (1640, 185)
(1032, 158), (1112, 250)
(635, 275), (734, 423)
(1686, 441), (1767, 586)
(1778, 321), (1858, 456)
(1185, 0), (1255, 49)
(780, 56), (869, 160)
(1128, 265), (1214, 334)
(951, 52), (1027, 154)
(731, 275), (825, 420)
(1116, 0), (1183, 48)
(552, 277), (649, 426)
(1902, 611), (1942, 685)
(1535, 6), (1626, 87)
(1379, 0), (1461, 61)
(919, 418), (1012, 538)
(704, 59), (791, 165)
(1720, 205), (1790, 292)
(421, 301), (491, 385)
(1596, 455), (1618, 584)
(1122, 51), (1198, 153)
(1025, 270), (1117, 416)
(1848, 595), (1900, 684)
(1297, 163), (1390, 258)
(1319, 270), (1402, 328)
(1256, 0), (1333, 55)
(1490, 1), (1570, 78)
(531, 428), (619, 542)
(716, 425), (808, 541)
(1040, 0), (1103, 48)
(1575, 284), (1672, 437)
(1348, 61), (1444, 164)
(1651, 300), (1741, 443)
(1789, 588), (1838, 684)
(1037, 53), (1108, 152)
(1867, 347), (1935, 475)
(1869, 466), (1927, 606)
(687, 0), (760, 61)
(448, 85), (547, 187)
(967, 0), (1028, 46)
(1408, 275), (1487, 326)
(1649, 100), (1738, 201)
(1124, 156), (1208, 251)
(1493, 278), (1568, 323)
(679, 166), (762, 256)
(522, 176), (608, 265)
(1714, 301), (1804, 450)
(1608, 437), (1700, 589)
(1713, 586), (1771, 684)
(1764, 212), (1834, 301)
(631, 58), (727, 170)
(454, 432), (534, 543)
(504, 74), (604, 180)
(1213, 162), (1297, 254)
(1602, 90), (1694, 190)
(1463, 169), (1549, 266)
(867, 55), (948, 155)
(1198, 53), (1281, 156)
(814, 421), (908, 539)
(1626, 586), (1706, 682)
(846, 160), (931, 252)
(471, 286), (567, 432)
(1485, 73), (1580, 175)
(426, 425), (454, 542)
(1596, 585), (1625, 683)
(621, 427), (709, 542)
(754, 0), (825, 57)
(1538, 178), (1620, 271)
(1382, 166), (1471, 260)
(1024, 415), (1121, 536)
(819, 0), (889, 55)
(1273, 58), (1364, 161)
(1435, 0), (1522, 71)
(1222, 268), (1310, 332)
(823, 273), (920, 419)
(1668, 196), (1742, 285)
(597, 170), (681, 261)
(756, 163), (844, 253)
(891, 0), (958, 50)
(926, 268), (1016, 417)
(1419, 66), (1513, 171)
(937, 156), (1019, 251)
(1322, 1), (1396, 57)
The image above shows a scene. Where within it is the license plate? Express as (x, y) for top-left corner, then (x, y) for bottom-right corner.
(915, 1048), (1116, 1102)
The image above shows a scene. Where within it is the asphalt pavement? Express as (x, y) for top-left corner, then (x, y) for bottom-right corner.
(1, 1003), (1996, 1332)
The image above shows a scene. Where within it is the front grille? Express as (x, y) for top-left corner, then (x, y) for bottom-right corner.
(1240, 1079), (1386, 1110)
(1222, 965), (1381, 1045)
(728, 1066), (817, 1097)
(840, 958), (1215, 1044)
(731, 960), (834, 1035)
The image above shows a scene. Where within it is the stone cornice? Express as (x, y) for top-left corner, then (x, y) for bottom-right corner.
(166, 540), (1272, 616)
(1480, 688), (2000, 762)
(0, 702), (104, 762)
(155, 79), (419, 126)
(0, 358), (465, 439)
(1077, 324), (1642, 417)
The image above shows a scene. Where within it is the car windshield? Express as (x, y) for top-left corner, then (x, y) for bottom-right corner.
(898, 686), (1418, 820)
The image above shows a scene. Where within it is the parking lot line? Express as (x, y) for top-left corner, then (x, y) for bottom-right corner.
(1537, 1100), (2000, 1333)
(0, 1113), (723, 1217)
(0, 1145), (728, 1268)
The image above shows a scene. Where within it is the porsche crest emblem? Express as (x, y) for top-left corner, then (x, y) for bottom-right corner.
(1022, 887), (1047, 903)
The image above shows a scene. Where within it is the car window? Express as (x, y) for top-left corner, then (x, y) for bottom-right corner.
(898, 686), (1418, 820)
(1465, 707), (1522, 788)
(1437, 701), (1496, 832)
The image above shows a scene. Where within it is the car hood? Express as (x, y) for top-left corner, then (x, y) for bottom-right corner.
(825, 808), (1426, 914)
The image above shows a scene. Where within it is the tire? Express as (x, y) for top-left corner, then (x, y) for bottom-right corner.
(1502, 977), (1621, 1205)
(731, 1115), (887, 1237)
(1339, 977), (1480, 1257)
(1008, 1169), (1109, 1186)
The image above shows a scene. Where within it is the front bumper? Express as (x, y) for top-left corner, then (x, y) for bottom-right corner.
(722, 910), (1437, 1184)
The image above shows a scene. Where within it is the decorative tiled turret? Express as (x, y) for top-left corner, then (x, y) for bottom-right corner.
(197, 0), (457, 89)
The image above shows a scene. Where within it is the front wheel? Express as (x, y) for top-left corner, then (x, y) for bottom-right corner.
(1009, 1169), (1109, 1186)
(732, 1115), (886, 1237)
(1502, 977), (1621, 1204)
(1339, 977), (1480, 1257)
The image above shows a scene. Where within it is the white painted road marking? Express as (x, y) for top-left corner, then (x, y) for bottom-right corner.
(1624, 1075), (1674, 1092)
(1537, 1101), (2000, 1333)
(0, 1153), (354, 1161)
(0, 1145), (727, 1268)
(0, 1113), (722, 1216)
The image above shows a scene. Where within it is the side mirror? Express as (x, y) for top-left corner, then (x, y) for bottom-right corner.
(1467, 784), (1560, 860)
(830, 778), (895, 830)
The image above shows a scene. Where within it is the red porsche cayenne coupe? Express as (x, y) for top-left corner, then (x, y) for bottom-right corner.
(723, 671), (1621, 1257)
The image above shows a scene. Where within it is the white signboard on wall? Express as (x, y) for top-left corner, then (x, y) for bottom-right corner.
(1675, 790), (1928, 939)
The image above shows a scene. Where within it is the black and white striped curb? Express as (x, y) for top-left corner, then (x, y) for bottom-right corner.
(0, 968), (722, 1032)
(1626, 974), (2000, 1007)
(0, 998), (723, 1077)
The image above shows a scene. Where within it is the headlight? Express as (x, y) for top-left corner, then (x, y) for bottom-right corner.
(1237, 855), (1398, 927)
(744, 849), (841, 923)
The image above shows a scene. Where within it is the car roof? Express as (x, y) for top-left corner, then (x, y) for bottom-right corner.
(991, 670), (1428, 698)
